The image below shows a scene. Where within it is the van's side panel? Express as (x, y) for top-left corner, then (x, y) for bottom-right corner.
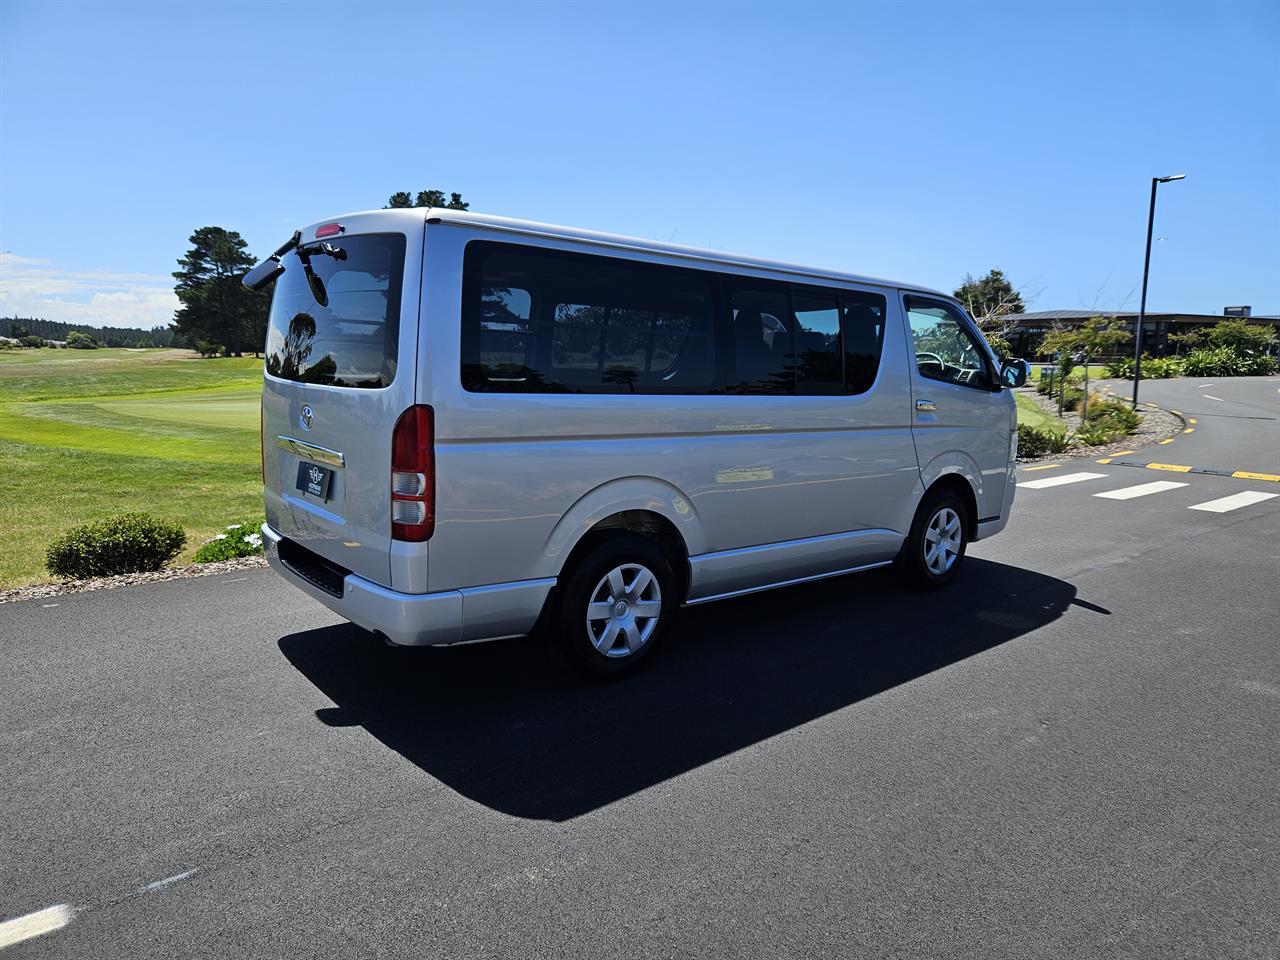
(423, 225), (922, 598)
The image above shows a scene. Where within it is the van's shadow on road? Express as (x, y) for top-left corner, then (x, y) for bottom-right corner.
(279, 559), (1080, 822)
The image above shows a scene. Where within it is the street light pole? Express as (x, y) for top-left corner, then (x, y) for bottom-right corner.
(1132, 173), (1185, 408)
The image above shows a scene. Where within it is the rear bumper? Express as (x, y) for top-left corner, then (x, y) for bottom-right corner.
(261, 524), (554, 646)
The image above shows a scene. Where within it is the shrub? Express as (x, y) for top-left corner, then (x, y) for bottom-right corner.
(1183, 346), (1276, 377)
(1084, 399), (1140, 430)
(1017, 424), (1069, 458)
(1106, 356), (1133, 379)
(1106, 355), (1184, 380)
(194, 521), (265, 563)
(1205, 319), (1277, 354)
(1076, 425), (1123, 446)
(1144, 356), (1184, 378)
(1076, 398), (1140, 445)
(64, 331), (100, 349)
(18, 335), (46, 348)
(45, 513), (186, 579)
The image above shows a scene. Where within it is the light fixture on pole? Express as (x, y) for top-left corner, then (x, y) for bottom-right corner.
(1132, 173), (1186, 408)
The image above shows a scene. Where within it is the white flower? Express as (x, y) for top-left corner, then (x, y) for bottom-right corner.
(226, 524), (243, 531)
(214, 534), (228, 540)
(243, 533), (262, 548)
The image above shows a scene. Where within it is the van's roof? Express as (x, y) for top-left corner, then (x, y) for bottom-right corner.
(306, 208), (950, 299)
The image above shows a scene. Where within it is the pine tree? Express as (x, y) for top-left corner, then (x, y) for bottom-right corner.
(171, 227), (267, 357)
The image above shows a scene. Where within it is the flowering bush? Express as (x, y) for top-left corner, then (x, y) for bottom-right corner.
(194, 521), (265, 563)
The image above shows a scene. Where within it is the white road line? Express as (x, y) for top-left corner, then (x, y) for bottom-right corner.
(1203, 394), (1224, 402)
(138, 869), (198, 894)
(1094, 480), (1188, 500)
(1197, 382), (1215, 387)
(1018, 471), (1108, 490)
(0, 904), (73, 949)
(1188, 491), (1279, 513)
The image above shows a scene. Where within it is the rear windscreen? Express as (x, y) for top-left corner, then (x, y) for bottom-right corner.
(264, 233), (406, 388)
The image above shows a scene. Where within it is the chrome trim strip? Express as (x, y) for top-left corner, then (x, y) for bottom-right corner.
(693, 528), (899, 562)
(276, 436), (345, 468)
(684, 560), (894, 606)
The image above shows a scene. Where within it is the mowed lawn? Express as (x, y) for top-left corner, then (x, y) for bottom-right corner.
(1015, 392), (1068, 435)
(0, 348), (264, 588)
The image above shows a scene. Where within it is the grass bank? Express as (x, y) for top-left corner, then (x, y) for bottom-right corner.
(1015, 392), (1068, 435)
(0, 348), (262, 587)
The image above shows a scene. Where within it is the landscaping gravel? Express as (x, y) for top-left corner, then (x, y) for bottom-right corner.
(1016, 386), (1185, 462)
(0, 556), (268, 605)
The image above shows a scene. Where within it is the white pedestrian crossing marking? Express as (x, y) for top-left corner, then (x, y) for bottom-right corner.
(1094, 480), (1188, 500)
(1188, 491), (1279, 513)
(1018, 471), (1107, 490)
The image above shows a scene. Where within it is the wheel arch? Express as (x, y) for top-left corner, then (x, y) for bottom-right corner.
(923, 471), (980, 539)
(539, 476), (705, 597)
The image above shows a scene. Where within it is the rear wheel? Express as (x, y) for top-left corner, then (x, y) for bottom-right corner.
(900, 488), (969, 588)
(556, 534), (675, 678)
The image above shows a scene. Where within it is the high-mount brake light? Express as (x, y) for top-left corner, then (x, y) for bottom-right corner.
(315, 223), (343, 239)
(391, 405), (435, 542)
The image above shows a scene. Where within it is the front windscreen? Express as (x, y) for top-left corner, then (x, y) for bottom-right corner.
(264, 233), (406, 388)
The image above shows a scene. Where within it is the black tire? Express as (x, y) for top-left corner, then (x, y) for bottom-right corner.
(899, 487), (970, 589)
(556, 533), (675, 679)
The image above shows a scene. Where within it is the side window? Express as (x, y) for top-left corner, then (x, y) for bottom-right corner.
(726, 282), (793, 394)
(477, 284), (533, 381)
(791, 287), (842, 395)
(841, 290), (886, 395)
(905, 297), (991, 390)
(461, 242), (717, 394)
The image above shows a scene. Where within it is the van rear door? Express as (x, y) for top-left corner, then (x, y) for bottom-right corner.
(261, 219), (420, 588)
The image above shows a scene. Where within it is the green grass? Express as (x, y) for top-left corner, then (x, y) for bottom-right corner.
(0, 348), (263, 588)
(1015, 392), (1068, 436)
(1030, 363), (1110, 382)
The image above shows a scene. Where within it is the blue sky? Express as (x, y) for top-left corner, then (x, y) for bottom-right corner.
(1, 0), (1277, 328)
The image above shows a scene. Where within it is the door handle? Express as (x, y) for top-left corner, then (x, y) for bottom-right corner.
(915, 399), (937, 413)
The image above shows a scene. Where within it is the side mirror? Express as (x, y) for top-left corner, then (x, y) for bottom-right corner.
(1000, 357), (1030, 389)
(243, 257), (284, 291)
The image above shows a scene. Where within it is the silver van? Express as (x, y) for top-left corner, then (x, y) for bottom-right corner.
(249, 209), (1028, 676)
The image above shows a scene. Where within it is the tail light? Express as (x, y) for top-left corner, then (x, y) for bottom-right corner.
(391, 405), (434, 541)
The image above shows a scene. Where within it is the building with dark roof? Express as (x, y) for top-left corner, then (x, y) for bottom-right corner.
(1003, 308), (1280, 358)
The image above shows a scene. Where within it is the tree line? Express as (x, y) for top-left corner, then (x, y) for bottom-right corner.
(1, 317), (175, 348)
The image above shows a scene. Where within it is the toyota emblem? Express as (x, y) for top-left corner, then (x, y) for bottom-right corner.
(300, 404), (314, 430)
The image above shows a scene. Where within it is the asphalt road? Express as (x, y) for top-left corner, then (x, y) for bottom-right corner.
(1097, 374), (1280, 474)
(3, 399), (1279, 957)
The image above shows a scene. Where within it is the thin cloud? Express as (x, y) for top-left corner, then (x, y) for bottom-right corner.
(0, 253), (179, 329)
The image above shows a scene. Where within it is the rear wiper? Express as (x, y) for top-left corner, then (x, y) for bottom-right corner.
(242, 231), (347, 308)
(295, 241), (347, 308)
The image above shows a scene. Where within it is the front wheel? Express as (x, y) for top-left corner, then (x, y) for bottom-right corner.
(556, 534), (675, 678)
(900, 488), (969, 588)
